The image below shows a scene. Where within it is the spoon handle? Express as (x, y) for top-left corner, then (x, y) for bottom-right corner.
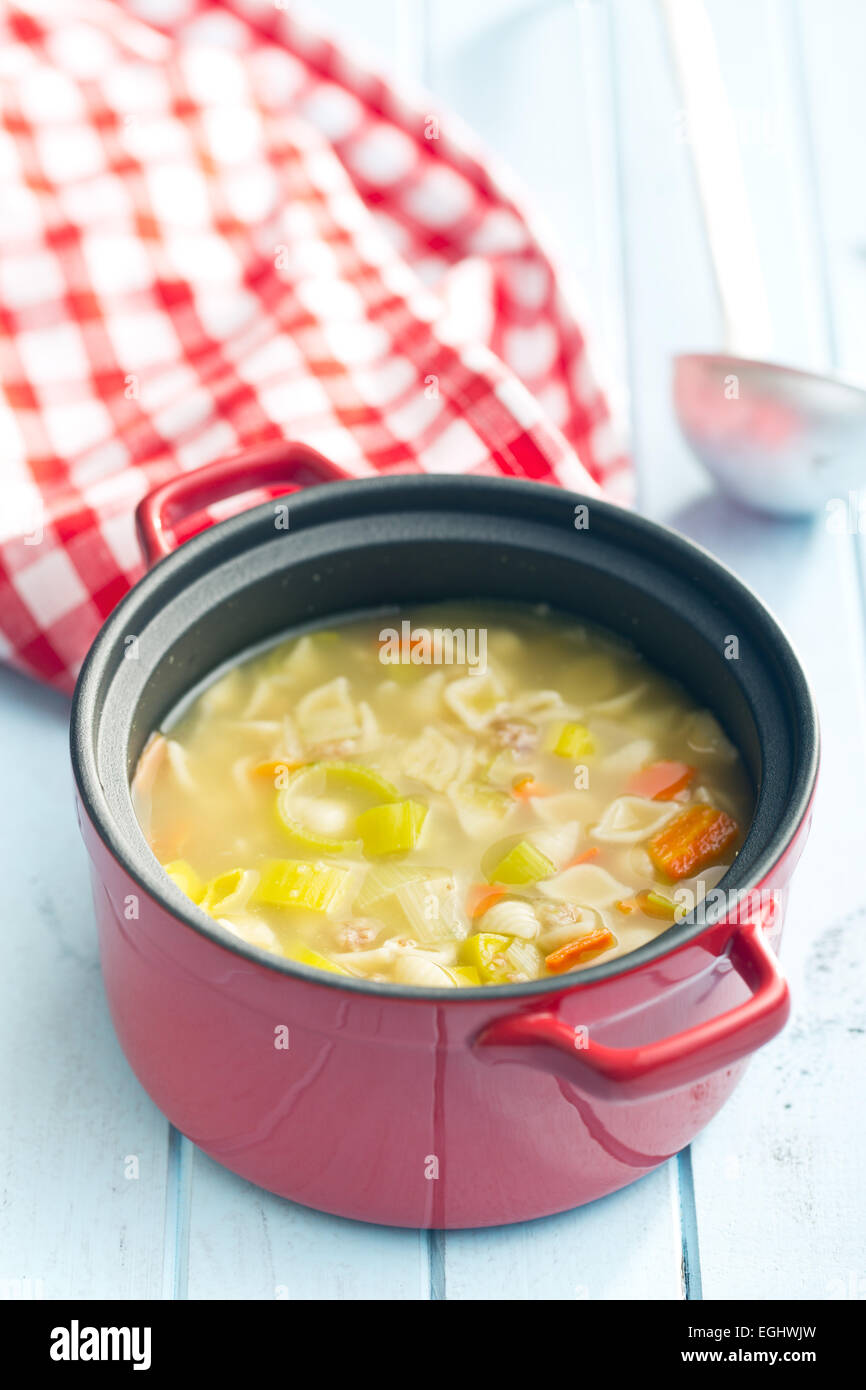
(659, 0), (773, 359)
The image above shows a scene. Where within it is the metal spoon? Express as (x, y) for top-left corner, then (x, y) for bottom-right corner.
(661, 0), (866, 517)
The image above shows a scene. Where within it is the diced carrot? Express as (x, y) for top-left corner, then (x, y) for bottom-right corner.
(565, 846), (600, 868)
(545, 927), (616, 973)
(511, 775), (551, 799)
(626, 760), (696, 800)
(250, 759), (304, 781)
(466, 883), (507, 920)
(648, 804), (738, 880)
(616, 897), (637, 914)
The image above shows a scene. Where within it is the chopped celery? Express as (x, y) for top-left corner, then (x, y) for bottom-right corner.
(488, 839), (555, 885)
(276, 761), (399, 853)
(356, 799), (428, 856)
(550, 720), (595, 759)
(256, 859), (352, 913)
(163, 859), (205, 904)
(461, 932), (511, 982)
(283, 941), (351, 975)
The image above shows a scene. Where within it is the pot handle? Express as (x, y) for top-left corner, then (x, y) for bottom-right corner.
(134, 440), (347, 567)
(474, 912), (789, 1102)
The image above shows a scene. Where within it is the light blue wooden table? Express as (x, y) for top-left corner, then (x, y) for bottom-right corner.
(2, 0), (865, 1300)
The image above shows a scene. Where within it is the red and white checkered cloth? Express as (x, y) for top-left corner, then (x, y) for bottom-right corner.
(0, 0), (630, 693)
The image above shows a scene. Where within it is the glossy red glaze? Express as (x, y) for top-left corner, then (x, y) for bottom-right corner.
(77, 795), (811, 1228)
(73, 447), (817, 1227)
(135, 440), (346, 565)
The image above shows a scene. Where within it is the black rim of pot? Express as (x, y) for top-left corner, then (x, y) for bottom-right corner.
(70, 475), (819, 1001)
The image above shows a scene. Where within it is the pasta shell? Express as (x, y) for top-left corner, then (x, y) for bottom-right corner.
(539, 863), (632, 909)
(402, 725), (464, 791)
(591, 796), (679, 844)
(444, 673), (507, 731)
(392, 954), (459, 987)
(296, 677), (360, 745)
(217, 914), (280, 953)
(478, 899), (540, 940)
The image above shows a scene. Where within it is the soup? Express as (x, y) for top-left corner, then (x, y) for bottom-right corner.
(131, 603), (752, 987)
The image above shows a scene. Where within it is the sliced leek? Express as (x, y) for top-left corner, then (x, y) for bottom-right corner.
(276, 761), (399, 853)
(488, 839), (555, 885)
(256, 859), (353, 913)
(356, 799), (428, 856)
(460, 932), (511, 983)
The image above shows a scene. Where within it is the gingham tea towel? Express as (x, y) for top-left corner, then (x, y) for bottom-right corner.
(0, 0), (630, 693)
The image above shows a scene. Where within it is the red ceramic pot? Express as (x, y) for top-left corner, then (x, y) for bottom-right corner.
(71, 444), (818, 1228)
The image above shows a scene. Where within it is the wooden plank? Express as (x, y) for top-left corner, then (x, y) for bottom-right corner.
(794, 0), (866, 377)
(423, 0), (683, 1296)
(606, 0), (721, 516)
(676, 506), (866, 1298)
(439, 1162), (685, 1300)
(429, 0), (629, 426)
(186, 1151), (429, 1300)
(700, 0), (831, 370)
(603, 0), (865, 1300)
(0, 670), (170, 1299)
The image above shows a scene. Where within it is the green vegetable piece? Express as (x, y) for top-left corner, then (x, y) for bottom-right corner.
(550, 721), (595, 759)
(460, 932), (510, 982)
(356, 799), (428, 856)
(256, 859), (351, 913)
(276, 761), (399, 853)
(487, 839), (555, 885)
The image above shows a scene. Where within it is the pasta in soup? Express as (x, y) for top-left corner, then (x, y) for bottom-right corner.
(132, 603), (752, 987)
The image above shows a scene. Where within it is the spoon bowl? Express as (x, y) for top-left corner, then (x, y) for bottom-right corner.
(674, 353), (866, 516)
